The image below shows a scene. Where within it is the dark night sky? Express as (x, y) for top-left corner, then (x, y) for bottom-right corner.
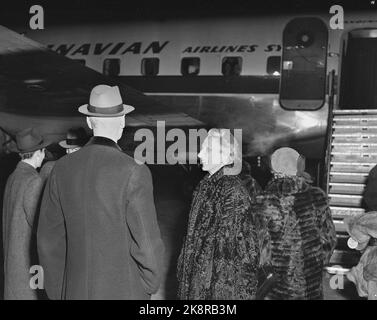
(1, 0), (377, 27)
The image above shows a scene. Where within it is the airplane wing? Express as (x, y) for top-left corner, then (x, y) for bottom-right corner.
(0, 25), (204, 143)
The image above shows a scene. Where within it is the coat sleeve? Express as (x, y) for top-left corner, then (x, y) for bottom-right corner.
(125, 164), (164, 295)
(23, 175), (43, 234)
(37, 169), (66, 300)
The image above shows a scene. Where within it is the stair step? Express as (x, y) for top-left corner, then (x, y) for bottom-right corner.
(331, 161), (375, 166)
(331, 151), (377, 155)
(330, 172), (368, 176)
(332, 133), (377, 137)
(331, 151), (377, 156)
(334, 122), (377, 129)
(331, 143), (377, 153)
(332, 142), (377, 146)
(333, 109), (377, 115)
(329, 183), (365, 195)
(325, 265), (351, 274)
(331, 154), (377, 163)
(330, 206), (365, 218)
(332, 135), (377, 144)
(329, 172), (368, 183)
(333, 125), (377, 128)
(333, 219), (348, 232)
(330, 162), (373, 173)
(329, 194), (364, 199)
(329, 182), (366, 187)
(334, 114), (377, 125)
(333, 126), (377, 134)
(328, 194), (363, 207)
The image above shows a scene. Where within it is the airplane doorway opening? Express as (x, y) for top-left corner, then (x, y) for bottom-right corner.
(339, 30), (377, 109)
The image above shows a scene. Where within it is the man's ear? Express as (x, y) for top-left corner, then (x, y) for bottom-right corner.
(86, 117), (92, 130)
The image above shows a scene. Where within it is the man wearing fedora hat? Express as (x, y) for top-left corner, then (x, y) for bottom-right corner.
(2, 127), (50, 299)
(39, 127), (89, 183)
(38, 84), (164, 299)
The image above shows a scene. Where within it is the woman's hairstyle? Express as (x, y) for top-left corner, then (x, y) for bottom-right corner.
(206, 128), (242, 164)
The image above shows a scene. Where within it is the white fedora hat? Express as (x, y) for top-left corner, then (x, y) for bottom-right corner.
(78, 84), (135, 117)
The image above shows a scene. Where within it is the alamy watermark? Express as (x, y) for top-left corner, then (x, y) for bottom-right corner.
(28, 4), (345, 31)
(29, 5), (44, 30)
(29, 265), (44, 290)
(132, 122), (243, 175)
(329, 5), (344, 30)
(329, 265), (346, 290)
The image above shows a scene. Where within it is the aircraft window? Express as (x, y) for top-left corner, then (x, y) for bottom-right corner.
(181, 57), (200, 76)
(267, 56), (281, 76)
(73, 59), (86, 66)
(141, 58), (159, 76)
(222, 57), (242, 76)
(103, 59), (120, 77)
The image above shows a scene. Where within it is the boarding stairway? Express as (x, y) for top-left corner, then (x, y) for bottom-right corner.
(326, 109), (377, 269)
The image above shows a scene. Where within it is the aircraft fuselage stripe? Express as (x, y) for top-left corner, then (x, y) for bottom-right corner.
(118, 75), (279, 94)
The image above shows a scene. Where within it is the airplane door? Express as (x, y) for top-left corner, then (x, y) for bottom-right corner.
(280, 17), (328, 110)
(339, 29), (377, 109)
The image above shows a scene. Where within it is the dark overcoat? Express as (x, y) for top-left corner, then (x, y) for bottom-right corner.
(177, 166), (259, 300)
(39, 160), (56, 185)
(3, 161), (43, 300)
(37, 136), (164, 300)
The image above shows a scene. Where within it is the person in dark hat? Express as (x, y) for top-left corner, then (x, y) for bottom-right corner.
(59, 127), (89, 154)
(39, 127), (89, 183)
(2, 127), (50, 299)
(37, 84), (164, 299)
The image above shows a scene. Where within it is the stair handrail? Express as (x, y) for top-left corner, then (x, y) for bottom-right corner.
(324, 69), (336, 195)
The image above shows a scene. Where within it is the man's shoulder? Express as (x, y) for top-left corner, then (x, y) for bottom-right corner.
(7, 169), (41, 195)
(11, 163), (40, 181)
(40, 160), (56, 173)
(100, 149), (143, 171)
(53, 147), (141, 173)
(41, 160), (56, 170)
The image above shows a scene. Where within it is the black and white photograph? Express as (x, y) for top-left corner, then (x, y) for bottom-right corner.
(0, 0), (377, 305)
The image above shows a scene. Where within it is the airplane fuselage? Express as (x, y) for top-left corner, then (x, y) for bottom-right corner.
(12, 12), (377, 165)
